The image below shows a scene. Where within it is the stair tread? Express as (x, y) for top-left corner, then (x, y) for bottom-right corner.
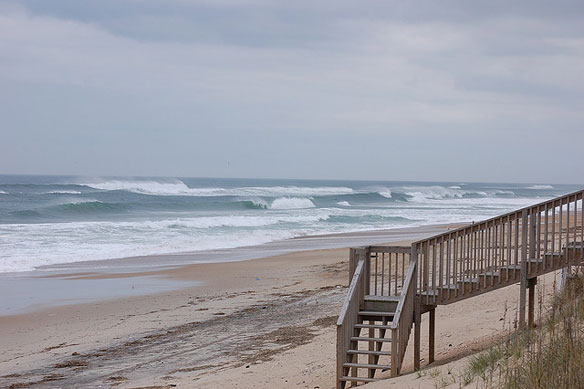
(566, 242), (584, 248)
(544, 252), (564, 256)
(355, 323), (392, 329)
(347, 349), (391, 356)
(438, 284), (458, 290)
(343, 362), (391, 370)
(500, 264), (521, 270)
(359, 310), (395, 316)
(479, 271), (500, 277)
(364, 295), (400, 302)
(351, 336), (392, 342)
(458, 278), (479, 283)
(339, 376), (379, 382)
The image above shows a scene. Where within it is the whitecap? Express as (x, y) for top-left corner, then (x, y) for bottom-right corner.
(83, 179), (354, 198)
(45, 190), (82, 195)
(270, 197), (316, 210)
(337, 201), (351, 207)
(526, 185), (553, 190)
(378, 189), (392, 198)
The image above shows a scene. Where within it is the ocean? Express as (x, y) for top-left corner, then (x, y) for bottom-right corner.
(0, 175), (580, 273)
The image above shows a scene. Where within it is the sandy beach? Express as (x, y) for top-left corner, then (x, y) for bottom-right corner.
(0, 224), (563, 389)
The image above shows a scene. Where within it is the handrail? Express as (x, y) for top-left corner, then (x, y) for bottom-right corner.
(390, 257), (417, 376)
(336, 258), (365, 326)
(412, 189), (584, 305)
(337, 256), (366, 388)
(390, 259), (417, 330)
(413, 189), (584, 245)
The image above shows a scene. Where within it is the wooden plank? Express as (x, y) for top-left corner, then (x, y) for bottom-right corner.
(519, 210), (528, 328)
(429, 307), (435, 364)
(528, 277), (537, 328)
(369, 246), (411, 254)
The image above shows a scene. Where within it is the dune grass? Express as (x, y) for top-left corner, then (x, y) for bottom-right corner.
(462, 274), (584, 389)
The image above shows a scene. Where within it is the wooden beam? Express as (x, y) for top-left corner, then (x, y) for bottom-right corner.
(528, 277), (537, 328)
(429, 307), (435, 364)
(414, 296), (421, 371)
(519, 209), (528, 328)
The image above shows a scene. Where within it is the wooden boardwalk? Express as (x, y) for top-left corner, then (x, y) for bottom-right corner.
(336, 189), (584, 387)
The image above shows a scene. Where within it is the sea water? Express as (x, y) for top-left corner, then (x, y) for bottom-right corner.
(0, 175), (579, 273)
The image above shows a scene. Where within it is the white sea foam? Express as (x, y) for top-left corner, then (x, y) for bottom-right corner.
(59, 198), (102, 205)
(337, 201), (351, 206)
(270, 197), (316, 209)
(46, 190), (82, 195)
(0, 190), (7, 194)
(403, 186), (493, 202)
(83, 179), (355, 197)
(526, 185), (554, 190)
(378, 189), (392, 198)
(448, 186), (461, 189)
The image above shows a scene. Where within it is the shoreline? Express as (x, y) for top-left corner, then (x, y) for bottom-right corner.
(0, 223), (463, 315)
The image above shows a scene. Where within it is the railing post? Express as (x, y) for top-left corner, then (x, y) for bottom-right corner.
(364, 247), (371, 296)
(412, 244), (421, 371)
(528, 277), (537, 328)
(349, 248), (356, 284)
(529, 211), (536, 270)
(391, 328), (398, 377)
(428, 307), (435, 364)
(519, 209), (528, 328)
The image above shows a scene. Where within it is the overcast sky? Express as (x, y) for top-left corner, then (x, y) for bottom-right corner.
(0, 1), (582, 183)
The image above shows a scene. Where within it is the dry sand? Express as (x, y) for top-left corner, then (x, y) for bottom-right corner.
(0, 225), (564, 389)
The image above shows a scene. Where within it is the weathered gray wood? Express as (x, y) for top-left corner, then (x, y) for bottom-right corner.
(338, 189), (584, 384)
(519, 209), (528, 328)
(528, 277), (537, 328)
(429, 307), (435, 364)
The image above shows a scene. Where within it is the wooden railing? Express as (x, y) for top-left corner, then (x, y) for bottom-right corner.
(337, 255), (367, 387)
(415, 189), (584, 305)
(337, 189), (584, 384)
(339, 246), (414, 383)
(390, 255), (416, 376)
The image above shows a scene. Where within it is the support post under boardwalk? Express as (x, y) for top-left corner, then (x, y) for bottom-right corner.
(429, 307), (435, 364)
(528, 277), (537, 328)
(519, 209), (528, 328)
(412, 245), (421, 371)
(414, 296), (421, 371)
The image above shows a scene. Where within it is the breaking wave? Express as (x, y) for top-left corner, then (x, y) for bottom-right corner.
(45, 190), (82, 195)
(270, 197), (316, 210)
(526, 185), (554, 190)
(83, 179), (355, 198)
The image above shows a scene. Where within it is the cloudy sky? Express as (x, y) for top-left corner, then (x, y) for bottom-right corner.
(0, 1), (582, 183)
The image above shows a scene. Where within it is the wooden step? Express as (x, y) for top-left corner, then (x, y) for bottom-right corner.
(355, 323), (392, 329)
(544, 252), (563, 258)
(500, 264), (521, 271)
(343, 362), (391, 370)
(351, 336), (392, 343)
(339, 376), (379, 383)
(364, 295), (400, 302)
(358, 310), (394, 317)
(527, 258), (543, 263)
(479, 271), (500, 277)
(566, 242), (584, 249)
(347, 349), (391, 356)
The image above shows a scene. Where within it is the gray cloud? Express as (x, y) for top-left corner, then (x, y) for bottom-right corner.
(0, 1), (582, 183)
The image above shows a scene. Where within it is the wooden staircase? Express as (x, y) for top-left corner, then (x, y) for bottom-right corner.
(337, 189), (584, 388)
(338, 296), (397, 385)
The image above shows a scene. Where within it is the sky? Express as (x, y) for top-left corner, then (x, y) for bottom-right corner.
(0, 1), (582, 183)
